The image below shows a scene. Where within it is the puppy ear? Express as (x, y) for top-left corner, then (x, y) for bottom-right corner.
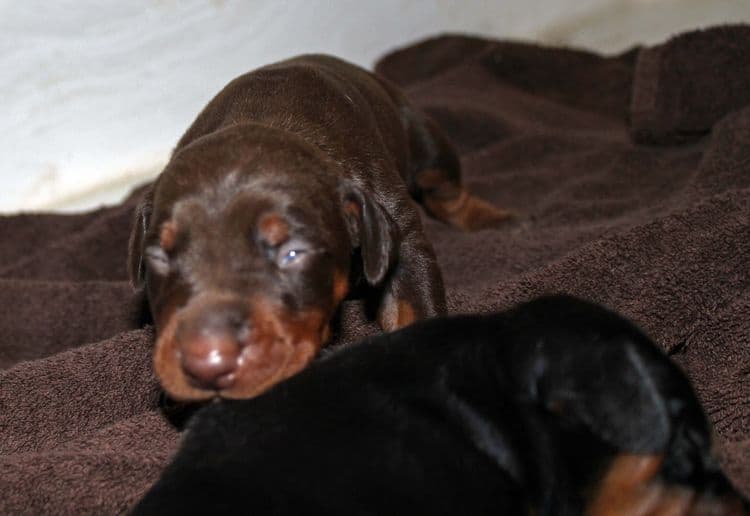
(127, 188), (154, 290)
(340, 183), (399, 285)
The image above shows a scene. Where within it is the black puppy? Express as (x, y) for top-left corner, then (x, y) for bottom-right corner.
(133, 296), (748, 515)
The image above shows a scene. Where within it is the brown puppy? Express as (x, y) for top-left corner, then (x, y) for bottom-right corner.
(128, 54), (512, 402)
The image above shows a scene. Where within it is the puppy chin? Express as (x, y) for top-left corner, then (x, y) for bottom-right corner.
(219, 337), (321, 399)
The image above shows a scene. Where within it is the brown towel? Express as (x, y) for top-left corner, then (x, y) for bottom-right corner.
(1, 28), (749, 513)
(630, 25), (750, 143)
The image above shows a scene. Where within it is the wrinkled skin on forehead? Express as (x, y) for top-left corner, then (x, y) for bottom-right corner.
(146, 129), (351, 312)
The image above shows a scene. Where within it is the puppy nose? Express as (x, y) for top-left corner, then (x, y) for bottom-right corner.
(175, 299), (249, 391)
(180, 334), (241, 390)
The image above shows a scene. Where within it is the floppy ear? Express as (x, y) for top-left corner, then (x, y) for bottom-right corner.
(339, 183), (399, 285)
(127, 188), (154, 290)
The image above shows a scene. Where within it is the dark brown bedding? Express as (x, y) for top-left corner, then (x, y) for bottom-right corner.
(1, 25), (748, 513)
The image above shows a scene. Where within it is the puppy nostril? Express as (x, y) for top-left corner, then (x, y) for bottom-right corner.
(281, 292), (297, 310)
(181, 336), (241, 391)
(226, 311), (246, 330)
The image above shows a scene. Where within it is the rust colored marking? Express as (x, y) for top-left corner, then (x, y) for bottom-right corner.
(424, 186), (515, 231)
(224, 299), (327, 399)
(159, 220), (178, 251)
(343, 199), (361, 219)
(584, 453), (708, 516)
(258, 213), (289, 246)
(586, 450), (750, 516)
(417, 167), (517, 231)
(378, 297), (418, 331)
(320, 323), (332, 345)
(152, 291), (335, 401)
(333, 269), (350, 306)
(587, 454), (663, 515)
(396, 300), (417, 327)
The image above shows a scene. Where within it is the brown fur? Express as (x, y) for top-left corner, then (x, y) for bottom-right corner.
(128, 54), (512, 401)
(154, 295), (327, 401)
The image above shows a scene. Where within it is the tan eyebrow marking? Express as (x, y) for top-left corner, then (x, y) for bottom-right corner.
(160, 220), (178, 251)
(258, 213), (289, 246)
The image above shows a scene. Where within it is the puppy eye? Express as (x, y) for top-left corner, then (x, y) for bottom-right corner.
(277, 248), (307, 268)
(145, 246), (170, 276)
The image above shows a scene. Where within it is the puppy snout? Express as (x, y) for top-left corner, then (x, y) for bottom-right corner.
(181, 335), (241, 390)
(175, 300), (250, 391)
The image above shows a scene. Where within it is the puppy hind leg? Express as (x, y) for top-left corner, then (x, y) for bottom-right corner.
(417, 167), (517, 231)
(406, 108), (516, 231)
(533, 327), (749, 515)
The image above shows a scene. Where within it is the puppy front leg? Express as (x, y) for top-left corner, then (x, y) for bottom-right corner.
(377, 235), (446, 331)
(340, 182), (446, 330)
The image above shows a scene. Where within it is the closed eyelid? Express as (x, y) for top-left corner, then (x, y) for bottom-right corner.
(145, 246), (167, 260)
(144, 245), (170, 275)
(278, 244), (326, 255)
(280, 249), (304, 263)
(275, 244), (326, 268)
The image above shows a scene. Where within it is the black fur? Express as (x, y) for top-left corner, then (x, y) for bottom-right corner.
(133, 296), (747, 515)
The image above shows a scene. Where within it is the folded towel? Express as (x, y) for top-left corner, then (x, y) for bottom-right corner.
(630, 25), (750, 143)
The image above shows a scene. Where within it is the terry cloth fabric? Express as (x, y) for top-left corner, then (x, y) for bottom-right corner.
(629, 25), (750, 144)
(2, 25), (749, 513)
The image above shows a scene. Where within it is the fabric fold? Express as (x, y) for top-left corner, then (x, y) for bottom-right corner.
(630, 25), (750, 144)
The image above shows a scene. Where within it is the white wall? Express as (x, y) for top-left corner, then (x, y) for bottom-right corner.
(2, 0), (749, 213)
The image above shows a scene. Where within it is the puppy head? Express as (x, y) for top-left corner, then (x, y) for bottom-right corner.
(128, 127), (398, 401)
